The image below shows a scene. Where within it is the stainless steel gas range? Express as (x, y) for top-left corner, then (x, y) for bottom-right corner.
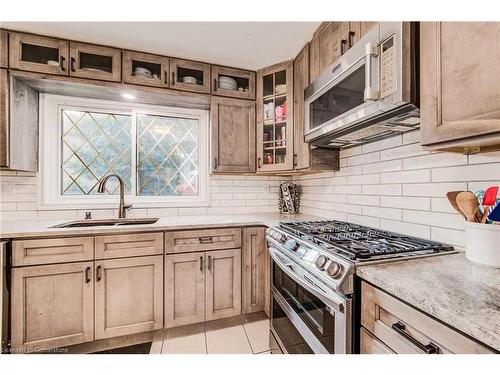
(266, 220), (456, 354)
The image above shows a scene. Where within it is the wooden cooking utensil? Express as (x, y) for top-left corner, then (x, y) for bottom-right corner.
(447, 191), (467, 220)
(481, 186), (499, 223)
(456, 191), (480, 222)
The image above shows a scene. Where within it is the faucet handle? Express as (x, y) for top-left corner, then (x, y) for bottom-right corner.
(124, 204), (133, 211)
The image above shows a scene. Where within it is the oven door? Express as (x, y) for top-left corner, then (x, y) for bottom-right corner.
(269, 247), (351, 354)
(304, 28), (381, 146)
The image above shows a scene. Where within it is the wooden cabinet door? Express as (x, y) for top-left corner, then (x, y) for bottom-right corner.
(211, 96), (256, 173)
(9, 32), (69, 75)
(0, 69), (8, 168)
(420, 22), (500, 148)
(165, 252), (205, 328)
(95, 232), (163, 259)
(293, 43), (310, 170)
(11, 262), (94, 350)
(0, 30), (7, 68)
(122, 50), (169, 88)
(206, 248), (242, 321)
(69, 42), (121, 82)
(170, 58), (211, 93)
(242, 227), (266, 314)
(360, 327), (395, 354)
(95, 255), (163, 339)
(310, 22), (349, 81)
(212, 65), (256, 100)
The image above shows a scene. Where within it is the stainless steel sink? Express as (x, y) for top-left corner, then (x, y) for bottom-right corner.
(50, 217), (159, 228)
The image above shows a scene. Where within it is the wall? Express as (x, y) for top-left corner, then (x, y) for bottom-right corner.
(0, 172), (283, 221)
(294, 131), (500, 248)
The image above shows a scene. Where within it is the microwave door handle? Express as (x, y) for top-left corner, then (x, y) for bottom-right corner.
(269, 247), (345, 313)
(364, 42), (379, 101)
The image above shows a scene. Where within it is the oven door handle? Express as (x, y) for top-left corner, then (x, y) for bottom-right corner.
(363, 41), (379, 101)
(269, 247), (346, 314)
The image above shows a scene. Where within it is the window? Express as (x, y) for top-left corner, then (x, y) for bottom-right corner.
(39, 95), (209, 209)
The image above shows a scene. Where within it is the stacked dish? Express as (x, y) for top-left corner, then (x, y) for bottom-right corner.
(218, 76), (237, 91)
(182, 76), (198, 84)
(133, 66), (152, 78)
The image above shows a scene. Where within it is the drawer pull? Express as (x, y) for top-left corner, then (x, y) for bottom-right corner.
(199, 236), (214, 244)
(200, 256), (203, 272)
(392, 321), (440, 354)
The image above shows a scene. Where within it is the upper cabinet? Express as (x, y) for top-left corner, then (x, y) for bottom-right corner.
(420, 22), (500, 151)
(211, 96), (256, 173)
(122, 50), (169, 88)
(170, 58), (211, 94)
(309, 22), (378, 82)
(0, 30), (7, 68)
(9, 33), (69, 75)
(212, 65), (256, 100)
(293, 44), (339, 172)
(69, 42), (121, 82)
(256, 61), (294, 172)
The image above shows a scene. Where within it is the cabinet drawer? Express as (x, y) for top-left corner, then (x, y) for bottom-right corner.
(361, 281), (493, 354)
(95, 232), (163, 259)
(360, 327), (395, 354)
(165, 228), (241, 253)
(12, 237), (94, 266)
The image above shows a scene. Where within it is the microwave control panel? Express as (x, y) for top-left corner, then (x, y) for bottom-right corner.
(380, 35), (397, 98)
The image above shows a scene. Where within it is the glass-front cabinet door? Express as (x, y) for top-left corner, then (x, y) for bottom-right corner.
(9, 32), (69, 75)
(170, 58), (211, 94)
(69, 42), (121, 82)
(256, 61), (294, 172)
(122, 51), (169, 88)
(211, 65), (256, 100)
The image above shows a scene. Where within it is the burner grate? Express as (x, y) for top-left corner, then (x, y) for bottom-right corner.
(280, 220), (454, 260)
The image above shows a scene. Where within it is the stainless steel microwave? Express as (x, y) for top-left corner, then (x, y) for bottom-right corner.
(304, 22), (420, 148)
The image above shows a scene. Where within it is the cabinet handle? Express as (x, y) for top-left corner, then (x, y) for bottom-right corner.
(200, 256), (203, 272)
(293, 154), (298, 167)
(208, 255), (212, 271)
(59, 55), (66, 71)
(348, 31), (355, 48)
(199, 236), (214, 244)
(213, 157), (218, 170)
(96, 265), (102, 282)
(258, 157), (262, 169)
(391, 321), (440, 354)
(70, 57), (76, 72)
(213, 78), (217, 91)
(85, 266), (91, 284)
(171, 71), (175, 85)
(340, 39), (347, 56)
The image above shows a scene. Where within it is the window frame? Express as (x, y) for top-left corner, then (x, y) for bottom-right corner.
(38, 94), (209, 210)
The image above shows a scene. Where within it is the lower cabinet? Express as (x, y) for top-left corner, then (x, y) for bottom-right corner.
(165, 248), (241, 328)
(205, 248), (242, 321)
(360, 281), (493, 354)
(11, 262), (94, 350)
(242, 227), (266, 313)
(164, 252), (205, 328)
(94, 255), (164, 339)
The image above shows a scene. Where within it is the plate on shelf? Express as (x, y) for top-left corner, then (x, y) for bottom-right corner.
(182, 76), (198, 84)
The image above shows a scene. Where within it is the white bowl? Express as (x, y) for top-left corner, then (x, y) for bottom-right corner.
(219, 76), (237, 85)
(47, 60), (59, 66)
(182, 76), (197, 84)
(465, 221), (500, 268)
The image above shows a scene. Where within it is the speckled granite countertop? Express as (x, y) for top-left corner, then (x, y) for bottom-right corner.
(356, 253), (500, 351)
(0, 213), (323, 239)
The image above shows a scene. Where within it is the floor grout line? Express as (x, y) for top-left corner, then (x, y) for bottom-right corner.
(241, 322), (256, 354)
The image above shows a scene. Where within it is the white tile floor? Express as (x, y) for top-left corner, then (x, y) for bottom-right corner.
(150, 315), (278, 354)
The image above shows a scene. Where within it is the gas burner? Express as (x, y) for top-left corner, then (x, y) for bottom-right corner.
(279, 220), (454, 261)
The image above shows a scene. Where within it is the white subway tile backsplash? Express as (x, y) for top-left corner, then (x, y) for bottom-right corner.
(292, 132), (500, 246)
(432, 164), (500, 182)
(381, 169), (430, 184)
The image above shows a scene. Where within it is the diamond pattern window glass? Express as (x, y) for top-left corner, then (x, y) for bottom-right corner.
(61, 110), (132, 195)
(137, 114), (199, 196)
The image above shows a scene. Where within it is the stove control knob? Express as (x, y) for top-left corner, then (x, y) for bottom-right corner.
(284, 239), (298, 251)
(326, 262), (344, 279)
(315, 255), (328, 270)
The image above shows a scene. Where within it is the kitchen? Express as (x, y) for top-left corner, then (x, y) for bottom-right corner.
(1, 1), (500, 372)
